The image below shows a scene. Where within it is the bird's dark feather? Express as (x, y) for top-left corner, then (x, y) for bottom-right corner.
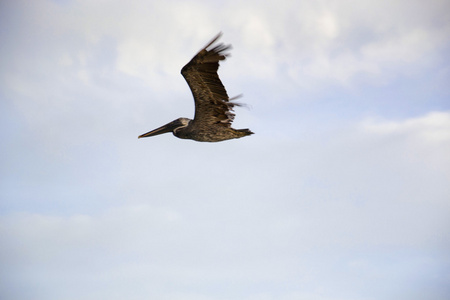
(181, 33), (239, 128)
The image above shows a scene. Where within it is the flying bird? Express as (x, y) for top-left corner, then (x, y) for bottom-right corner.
(138, 33), (253, 142)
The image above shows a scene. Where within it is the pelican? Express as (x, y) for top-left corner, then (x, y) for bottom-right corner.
(138, 33), (253, 142)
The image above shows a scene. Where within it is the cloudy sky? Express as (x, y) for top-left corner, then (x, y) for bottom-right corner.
(1, 0), (450, 299)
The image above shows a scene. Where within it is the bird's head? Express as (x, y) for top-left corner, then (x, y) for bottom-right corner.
(138, 118), (191, 139)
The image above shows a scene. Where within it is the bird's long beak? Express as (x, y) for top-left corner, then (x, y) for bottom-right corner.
(138, 119), (181, 139)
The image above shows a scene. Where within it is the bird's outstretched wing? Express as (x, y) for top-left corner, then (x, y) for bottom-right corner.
(181, 33), (240, 127)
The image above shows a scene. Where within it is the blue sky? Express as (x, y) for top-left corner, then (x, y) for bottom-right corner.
(1, 0), (449, 299)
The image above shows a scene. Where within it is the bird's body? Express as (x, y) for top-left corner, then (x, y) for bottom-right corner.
(173, 118), (253, 142)
(138, 33), (253, 142)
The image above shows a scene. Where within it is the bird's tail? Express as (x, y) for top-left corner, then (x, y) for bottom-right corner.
(236, 129), (254, 136)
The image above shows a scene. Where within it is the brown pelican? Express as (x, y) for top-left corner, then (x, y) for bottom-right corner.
(138, 33), (253, 142)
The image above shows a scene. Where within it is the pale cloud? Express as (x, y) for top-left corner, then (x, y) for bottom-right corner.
(362, 111), (450, 141)
(2, 0), (449, 101)
(316, 11), (339, 39)
(241, 0), (450, 86)
(361, 111), (450, 171)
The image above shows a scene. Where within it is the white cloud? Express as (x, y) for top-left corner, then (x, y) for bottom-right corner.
(362, 111), (450, 141)
(361, 111), (450, 171)
(235, 0), (450, 87)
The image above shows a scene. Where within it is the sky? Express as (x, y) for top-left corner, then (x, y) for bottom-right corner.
(1, 0), (450, 299)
